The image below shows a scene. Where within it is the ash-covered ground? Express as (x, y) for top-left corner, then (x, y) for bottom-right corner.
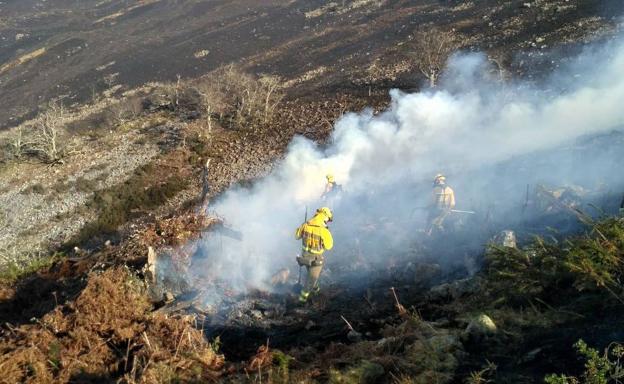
(1, 1), (624, 383)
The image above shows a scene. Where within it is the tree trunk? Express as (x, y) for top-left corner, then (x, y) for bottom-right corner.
(429, 71), (437, 88)
(200, 159), (211, 212)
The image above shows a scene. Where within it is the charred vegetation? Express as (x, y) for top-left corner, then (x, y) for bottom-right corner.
(0, 1), (624, 383)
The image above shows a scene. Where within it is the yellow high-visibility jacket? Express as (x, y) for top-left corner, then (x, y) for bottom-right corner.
(321, 181), (335, 199)
(295, 214), (333, 255)
(433, 185), (455, 210)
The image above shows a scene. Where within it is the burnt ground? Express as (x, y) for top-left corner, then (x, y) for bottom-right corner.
(0, 0), (622, 128)
(0, 90), (386, 323)
(0, 1), (624, 382)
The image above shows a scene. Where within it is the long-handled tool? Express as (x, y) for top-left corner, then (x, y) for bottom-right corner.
(450, 209), (475, 214)
(292, 262), (304, 294)
(293, 206), (308, 294)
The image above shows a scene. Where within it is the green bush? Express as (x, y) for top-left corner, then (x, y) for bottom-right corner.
(544, 340), (624, 384)
(485, 217), (624, 306)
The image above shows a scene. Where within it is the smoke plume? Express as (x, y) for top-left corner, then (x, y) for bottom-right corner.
(193, 36), (624, 292)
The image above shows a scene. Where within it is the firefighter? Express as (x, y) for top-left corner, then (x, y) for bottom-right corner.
(427, 174), (455, 235)
(321, 174), (342, 202)
(295, 207), (334, 303)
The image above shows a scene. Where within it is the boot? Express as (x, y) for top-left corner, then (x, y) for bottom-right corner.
(298, 290), (310, 304)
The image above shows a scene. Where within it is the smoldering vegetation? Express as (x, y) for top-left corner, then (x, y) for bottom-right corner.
(189, 36), (624, 294)
(2, 23), (624, 384)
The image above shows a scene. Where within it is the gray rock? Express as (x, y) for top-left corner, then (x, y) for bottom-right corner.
(347, 330), (363, 343)
(249, 310), (263, 320)
(492, 230), (517, 248)
(427, 277), (481, 302)
(464, 314), (497, 340)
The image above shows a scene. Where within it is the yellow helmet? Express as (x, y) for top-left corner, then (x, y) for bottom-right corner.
(434, 174), (446, 184)
(326, 174), (335, 183)
(317, 207), (333, 222)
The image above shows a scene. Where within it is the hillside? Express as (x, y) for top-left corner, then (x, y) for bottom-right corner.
(0, 0), (621, 127)
(1, 1), (624, 383)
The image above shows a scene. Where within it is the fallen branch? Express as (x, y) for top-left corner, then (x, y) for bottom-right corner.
(340, 315), (363, 342)
(340, 315), (355, 331)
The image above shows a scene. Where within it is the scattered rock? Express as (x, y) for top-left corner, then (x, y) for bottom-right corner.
(249, 310), (263, 320)
(404, 332), (463, 382)
(347, 329), (363, 343)
(518, 347), (543, 363)
(427, 277), (482, 302)
(464, 313), (497, 341)
(492, 230), (517, 248)
(270, 268), (290, 286)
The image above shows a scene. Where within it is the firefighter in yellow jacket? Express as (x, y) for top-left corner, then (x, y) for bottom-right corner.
(295, 207), (334, 303)
(428, 174), (455, 235)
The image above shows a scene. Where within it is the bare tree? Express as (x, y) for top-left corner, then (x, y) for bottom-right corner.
(258, 75), (284, 124)
(195, 65), (284, 130)
(487, 52), (511, 83)
(110, 96), (143, 125)
(410, 27), (459, 88)
(31, 101), (68, 163)
(9, 126), (30, 160)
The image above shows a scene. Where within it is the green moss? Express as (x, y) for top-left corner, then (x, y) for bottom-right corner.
(69, 162), (189, 246)
(48, 341), (61, 372)
(329, 360), (385, 384)
(272, 350), (295, 382)
(545, 340), (624, 384)
(0, 253), (62, 284)
(485, 217), (624, 308)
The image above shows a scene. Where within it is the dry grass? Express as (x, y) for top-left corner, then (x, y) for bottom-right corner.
(0, 267), (224, 383)
(0, 47), (46, 75)
(140, 213), (220, 249)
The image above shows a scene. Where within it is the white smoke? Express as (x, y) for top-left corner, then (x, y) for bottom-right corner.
(192, 36), (624, 292)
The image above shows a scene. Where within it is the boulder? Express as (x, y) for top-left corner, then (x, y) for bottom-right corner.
(427, 277), (481, 302)
(492, 230), (517, 248)
(464, 314), (497, 341)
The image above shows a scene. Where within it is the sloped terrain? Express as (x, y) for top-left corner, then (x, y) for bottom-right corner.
(1, 1), (624, 383)
(0, 0), (621, 127)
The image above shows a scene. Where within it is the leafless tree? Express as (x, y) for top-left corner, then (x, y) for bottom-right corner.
(31, 101), (68, 163)
(9, 126), (30, 160)
(410, 27), (460, 88)
(258, 75), (284, 123)
(110, 96), (143, 125)
(487, 52), (511, 82)
(195, 65), (284, 130)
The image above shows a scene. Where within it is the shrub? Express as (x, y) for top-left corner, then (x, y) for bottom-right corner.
(485, 217), (624, 306)
(30, 101), (70, 163)
(195, 64), (284, 129)
(408, 27), (460, 88)
(544, 340), (624, 384)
